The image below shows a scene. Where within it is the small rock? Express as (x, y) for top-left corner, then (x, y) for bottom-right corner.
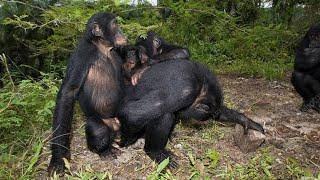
(174, 144), (183, 150)
(267, 137), (285, 149)
(233, 124), (266, 153)
(131, 138), (145, 149)
(251, 116), (273, 125)
(116, 151), (133, 163)
(276, 158), (283, 164)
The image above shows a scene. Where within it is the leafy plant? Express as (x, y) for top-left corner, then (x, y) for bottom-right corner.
(206, 149), (220, 169)
(0, 54), (59, 153)
(147, 158), (174, 180)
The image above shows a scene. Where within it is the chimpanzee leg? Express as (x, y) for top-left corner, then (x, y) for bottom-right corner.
(291, 72), (314, 100)
(179, 103), (211, 121)
(217, 106), (264, 134)
(308, 78), (320, 112)
(118, 89), (196, 141)
(292, 71), (320, 111)
(144, 113), (175, 165)
(85, 117), (115, 156)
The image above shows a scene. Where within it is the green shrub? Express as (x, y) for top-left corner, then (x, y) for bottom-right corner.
(0, 55), (59, 153)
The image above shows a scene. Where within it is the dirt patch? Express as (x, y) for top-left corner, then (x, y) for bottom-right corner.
(38, 75), (320, 179)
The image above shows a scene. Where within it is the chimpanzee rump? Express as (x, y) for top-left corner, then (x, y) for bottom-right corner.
(48, 12), (127, 175)
(291, 23), (320, 112)
(118, 59), (264, 166)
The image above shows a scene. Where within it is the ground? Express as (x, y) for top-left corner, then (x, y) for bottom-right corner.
(38, 75), (320, 179)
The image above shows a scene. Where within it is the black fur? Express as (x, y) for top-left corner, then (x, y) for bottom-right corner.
(291, 23), (320, 112)
(136, 31), (190, 65)
(118, 59), (264, 166)
(48, 12), (127, 175)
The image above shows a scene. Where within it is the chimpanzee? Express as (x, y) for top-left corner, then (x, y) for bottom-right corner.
(291, 23), (320, 112)
(117, 58), (264, 166)
(136, 31), (190, 65)
(48, 12), (127, 175)
(117, 45), (150, 83)
(119, 31), (191, 85)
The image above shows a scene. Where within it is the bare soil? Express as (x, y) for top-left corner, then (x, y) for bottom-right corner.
(38, 75), (320, 179)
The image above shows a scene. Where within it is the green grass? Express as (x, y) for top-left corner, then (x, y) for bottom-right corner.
(215, 60), (293, 80)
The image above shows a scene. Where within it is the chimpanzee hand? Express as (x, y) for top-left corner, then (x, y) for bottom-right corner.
(243, 119), (265, 135)
(131, 66), (149, 86)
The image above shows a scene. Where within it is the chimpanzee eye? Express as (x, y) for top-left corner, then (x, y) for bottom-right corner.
(127, 51), (135, 58)
(153, 38), (161, 48)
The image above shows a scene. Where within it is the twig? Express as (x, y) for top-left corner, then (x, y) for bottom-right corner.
(119, 6), (166, 13)
(0, 54), (15, 114)
(4, 0), (45, 11)
(118, 6), (249, 34)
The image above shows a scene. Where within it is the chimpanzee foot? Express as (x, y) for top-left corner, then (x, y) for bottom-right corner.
(117, 134), (139, 147)
(301, 98), (320, 113)
(194, 104), (210, 113)
(300, 102), (311, 112)
(99, 147), (121, 160)
(48, 158), (67, 176)
(146, 150), (178, 169)
(242, 119), (265, 135)
(310, 97), (320, 113)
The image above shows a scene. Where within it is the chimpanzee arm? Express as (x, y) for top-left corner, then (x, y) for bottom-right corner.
(295, 48), (320, 72)
(149, 48), (190, 65)
(48, 56), (89, 174)
(218, 106), (264, 134)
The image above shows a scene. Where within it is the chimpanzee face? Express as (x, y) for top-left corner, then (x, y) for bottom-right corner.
(136, 31), (163, 57)
(122, 46), (149, 79)
(122, 48), (139, 78)
(88, 13), (127, 47)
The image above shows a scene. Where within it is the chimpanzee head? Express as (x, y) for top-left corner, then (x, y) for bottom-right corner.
(86, 12), (127, 47)
(120, 45), (149, 79)
(308, 23), (320, 48)
(136, 31), (164, 57)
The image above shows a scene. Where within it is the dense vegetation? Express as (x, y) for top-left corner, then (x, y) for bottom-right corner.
(0, 0), (319, 178)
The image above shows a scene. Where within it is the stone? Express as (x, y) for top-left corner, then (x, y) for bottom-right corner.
(251, 116), (273, 125)
(233, 124), (266, 153)
(131, 138), (145, 149)
(174, 144), (183, 150)
(267, 137), (285, 149)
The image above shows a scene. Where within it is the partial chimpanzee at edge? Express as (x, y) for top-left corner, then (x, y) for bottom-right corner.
(291, 23), (320, 112)
(117, 59), (265, 166)
(136, 31), (190, 65)
(48, 13), (127, 175)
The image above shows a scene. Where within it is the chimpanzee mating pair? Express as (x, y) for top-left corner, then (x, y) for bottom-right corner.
(47, 12), (320, 175)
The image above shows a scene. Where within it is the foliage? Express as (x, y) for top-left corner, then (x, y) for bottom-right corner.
(0, 135), (45, 179)
(206, 149), (220, 169)
(147, 158), (175, 180)
(0, 0), (319, 179)
(0, 54), (59, 152)
(1, 0), (316, 80)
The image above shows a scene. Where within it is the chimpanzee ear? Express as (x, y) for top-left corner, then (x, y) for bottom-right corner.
(153, 37), (161, 48)
(138, 48), (149, 64)
(91, 23), (103, 37)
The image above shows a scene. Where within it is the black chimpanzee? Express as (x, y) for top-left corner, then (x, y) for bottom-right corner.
(117, 58), (265, 166)
(291, 23), (320, 112)
(136, 31), (190, 65)
(117, 45), (150, 81)
(120, 31), (191, 85)
(48, 12), (127, 175)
